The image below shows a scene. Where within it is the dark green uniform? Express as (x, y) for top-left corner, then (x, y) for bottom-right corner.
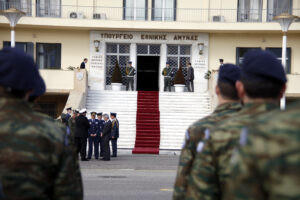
(162, 67), (172, 92)
(173, 103), (242, 200)
(0, 98), (83, 199)
(224, 101), (300, 200)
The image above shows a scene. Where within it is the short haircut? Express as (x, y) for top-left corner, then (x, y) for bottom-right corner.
(217, 81), (239, 100)
(188, 62), (191, 65)
(84, 58), (88, 61)
(103, 113), (109, 119)
(241, 78), (284, 99)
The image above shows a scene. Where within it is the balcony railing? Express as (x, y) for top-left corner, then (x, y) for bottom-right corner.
(1, 3), (299, 23)
(0, 0), (32, 16)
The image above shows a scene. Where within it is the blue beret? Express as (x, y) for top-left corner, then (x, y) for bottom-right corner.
(97, 112), (103, 116)
(128, 61), (132, 64)
(166, 62), (170, 65)
(218, 64), (241, 85)
(241, 50), (287, 83)
(0, 47), (46, 96)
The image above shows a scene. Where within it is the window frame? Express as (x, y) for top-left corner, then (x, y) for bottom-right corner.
(36, 0), (61, 18)
(237, 0), (263, 22)
(3, 41), (34, 57)
(36, 43), (61, 69)
(267, 0), (293, 21)
(236, 47), (261, 66)
(123, 0), (148, 20)
(152, 0), (177, 21)
(266, 47), (292, 74)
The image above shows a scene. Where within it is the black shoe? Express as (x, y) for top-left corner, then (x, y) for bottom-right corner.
(81, 158), (89, 161)
(101, 158), (110, 161)
(87, 158), (91, 160)
(111, 155), (117, 157)
(95, 158), (98, 160)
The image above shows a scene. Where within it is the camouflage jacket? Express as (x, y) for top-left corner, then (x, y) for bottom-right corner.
(224, 101), (300, 200)
(173, 102), (242, 200)
(0, 98), (83, 200)
(185, 102), (279, 200)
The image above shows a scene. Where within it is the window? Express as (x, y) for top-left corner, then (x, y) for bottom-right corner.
(0, 0), (32, 15)
(123, 0), (147, 20)
(236, 47), (261, 66)
(36, 0), (61, 17)
(3, 41), (34, 57)
(266, 48), (291, 74)
(36, 43), (61, 69)
(105, 43), (130, 88)
(238, 0), (262, 22)
(267, 0), (292, 21)
(152, 0), (176, 21)
(167, 45), (191, 79)
(137, 44), (160, 55)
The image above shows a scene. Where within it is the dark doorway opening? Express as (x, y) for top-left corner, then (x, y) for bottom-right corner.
(137, 56), (160, 91)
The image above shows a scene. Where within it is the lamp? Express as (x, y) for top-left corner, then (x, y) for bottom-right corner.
(0, 8), (25, 47)
(198, 43), (205, 55)
(94, 40), (100, 52)
(273, 13), (299, 110)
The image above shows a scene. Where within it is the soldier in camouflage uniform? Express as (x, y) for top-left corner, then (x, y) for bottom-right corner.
(0, 47), (83, 199)
(162, 62), (173, 92)
(224, 101), (300, 200)
(185, 50), (287, 200)
(173, 64), (242, 200)
(68, 109), (79, 150)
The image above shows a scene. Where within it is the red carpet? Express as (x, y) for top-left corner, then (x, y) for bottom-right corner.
(132, 91), (160, 154)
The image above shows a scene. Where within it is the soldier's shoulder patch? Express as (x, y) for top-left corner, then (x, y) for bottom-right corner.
(239, 127), (248, 146)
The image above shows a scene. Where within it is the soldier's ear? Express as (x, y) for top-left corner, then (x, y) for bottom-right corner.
(236, 81), (245, 99)
(215, 85), (220, 96)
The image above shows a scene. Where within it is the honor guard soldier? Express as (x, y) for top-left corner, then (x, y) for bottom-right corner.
(87, 112), (100, 160)
(186, 62), (195, 92)
(102, 114), (112, 161)
(162, 62), (173, 92)
(173, 64), (242, 200)
(184, 50), (287, 200)
(125, 61), (136, 91)
(97, 112), (105, 157)
(110, 112), (119, 157)
(0, 47), (83, 199)
(66, 107), (72, 121)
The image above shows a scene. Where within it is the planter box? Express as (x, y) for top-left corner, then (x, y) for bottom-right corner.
(112, 83), (122, 91)
(174, 84), (185, 92)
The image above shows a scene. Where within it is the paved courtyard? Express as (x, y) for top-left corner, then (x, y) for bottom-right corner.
(80, 153), (179, 200)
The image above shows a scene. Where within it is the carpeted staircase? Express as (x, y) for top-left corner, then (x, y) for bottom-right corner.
(132, 91), (160, 154)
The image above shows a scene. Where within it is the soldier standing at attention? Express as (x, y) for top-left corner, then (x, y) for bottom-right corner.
(173, 64), (242, 200)
(224, 101), (300, 200)
(75, 108), (90, 161)
(68, 109), (79, 151)
(162, 62), (172, 92)
(185, 50), (287, 200)
(97, 112), (105, 157)
(0, 47), (83, 199)
(101, 114), (112, 161)
(125, 61), (136, 91)
(87, 112), (100, 160)
(186, 62), (195, 92)
(110, 112), (119, 157)
(66, 107), (72, 121)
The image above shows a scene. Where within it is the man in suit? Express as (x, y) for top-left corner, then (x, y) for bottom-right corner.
(75, 108), (90, 161)
(219, 58), (224, 67)
(101, 114), (112, 161)
(65, 107), (72, 121)
(97, 112), (105, 157)
(186, 62), (194, 92)
(87, 112), (100, 160)
(110, 112), (119, 157)
(80, 58), (88, 69)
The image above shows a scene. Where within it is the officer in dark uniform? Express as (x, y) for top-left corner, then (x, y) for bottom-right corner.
(162, 62), (173, 92)
(110, 112), (119, 157)
(97, 112), (105, 157)
(87, 112), (100, 160)
(80, 58), (88, 69)
(66, 107), (72, 121)
(75, 108), (90, 161)
(125, 61), (136, 91)
(102, 114), (112, 161)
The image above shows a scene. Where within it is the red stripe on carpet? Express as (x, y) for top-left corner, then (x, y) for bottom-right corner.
(132, 91), (160, 154)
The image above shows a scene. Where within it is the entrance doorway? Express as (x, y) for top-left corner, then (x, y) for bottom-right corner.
(137, 56), (160, 91)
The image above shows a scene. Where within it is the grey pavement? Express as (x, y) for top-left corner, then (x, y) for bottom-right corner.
(80, 154), (179, 200)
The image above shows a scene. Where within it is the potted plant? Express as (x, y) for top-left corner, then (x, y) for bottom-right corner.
(173, 65), (186, 92)
(111, 61), (123, 91)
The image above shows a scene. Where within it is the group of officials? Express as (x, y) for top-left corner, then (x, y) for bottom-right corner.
(64, 108), (119, 161)
(1, 46), (299, 200)
(173, 50), (300, 200)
